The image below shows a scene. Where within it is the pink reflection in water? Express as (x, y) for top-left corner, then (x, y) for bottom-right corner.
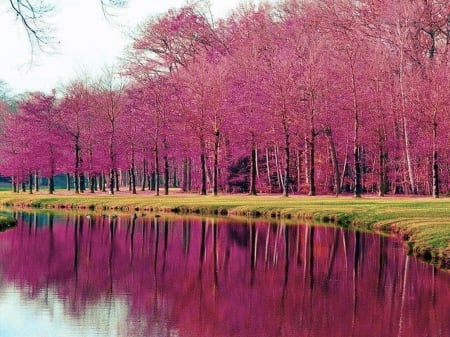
(0, 212), (449, 337)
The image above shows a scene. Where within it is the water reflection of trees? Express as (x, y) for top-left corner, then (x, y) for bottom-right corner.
(0, 212), (449, 337)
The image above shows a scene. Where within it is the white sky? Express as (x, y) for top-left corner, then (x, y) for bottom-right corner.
(0, 0), (246, 95)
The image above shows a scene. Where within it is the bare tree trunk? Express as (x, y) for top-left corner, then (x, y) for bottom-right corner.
(200, 137), (207, 195)
(266, 147), (272, 191)
(163, 138), (169, 195)
(283, 135), (290, 197)
(274, 146), (283, 192)
(141, 158), (147, 191)
(350, 63), (362, 198)
(35, 171), (40, 193)
(354, 144), (362, 197)
(403, 117), (416, 194)
(398, 41), (416, 194)
(378, 127), (388, 197)
(80, 174), (86, 193)
(340, 137), (349, 193)
(432, 117), (439, 198)
(187, 157), (192, 191)
(249, 135), (257, 195)
(324, 127), (341, 196)
(304, 135), (309, 185)
(90, 174), (96, 193)
(28, 171), (33, 194)
(182, 158), (188, 192)
(74, 137), (81, 194)
(115, 169), (120, 192)
(11, 176), (17, 193)
(49, 175), (55, 194)
(213, 130), (220, 196)
(131, 147), (137, 195)
(154, 144), (160, 196)
(307, 93), (316, 196)
(307, 134), (315, 196)
(296, 149), (302, 193)
(164, 156), (169, 195)
(101, 172), (106, 192)
(109, 169), (115, 195)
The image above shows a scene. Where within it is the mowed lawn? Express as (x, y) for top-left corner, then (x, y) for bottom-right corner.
(0, 191), (450, 268)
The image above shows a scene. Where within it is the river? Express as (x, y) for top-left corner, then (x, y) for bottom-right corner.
(0, 212), (449, 337)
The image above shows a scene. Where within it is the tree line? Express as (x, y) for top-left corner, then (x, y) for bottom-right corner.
(1, 0), (450, 197)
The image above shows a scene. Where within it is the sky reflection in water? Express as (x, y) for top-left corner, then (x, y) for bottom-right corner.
(0, 212), (449, 337)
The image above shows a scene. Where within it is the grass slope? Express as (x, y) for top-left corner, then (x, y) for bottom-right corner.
(0, 191), (449, 268)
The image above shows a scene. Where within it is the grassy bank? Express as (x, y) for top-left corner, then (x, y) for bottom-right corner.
(0, 191), (449, 269)
(0, 213), (17, 231)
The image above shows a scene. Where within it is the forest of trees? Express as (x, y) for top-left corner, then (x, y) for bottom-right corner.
(1, 0), (450, 197)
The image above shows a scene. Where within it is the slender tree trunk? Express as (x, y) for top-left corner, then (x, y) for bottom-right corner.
(324, 127), (341, 196)
(340, 138), (349, 192)
(66, 174), (71, 191)
(378, 127), (388, 197)
(213, 130), (220, 196)
(49, 176), (55, 195)
(200, 153), (207, 195)
(403, 117), (416, 194)
(249, 138), (257, 196)
(141, 158), (147, 191)
(349, 59), (362, 198)
(131, 147), (137, 195)
(128, 169), (132, 191)
(98, 173), (103, 192)
(307, 136), (315, 196)
(255, 147), (259, 178)
(182, 158), (188, 192)
(102, 172), (106, 192)
(28, 172), (33, 194)
(131, 170), (137, 195)
(304, 136), (309, 185)
(115, 169), (120, 192)
(48, 154), (55, 194)
(266, 147), (272, 192)
(109, 169), (115, 195)
(74, 137), (81, 194)
(187, 157), (192, 191)
(274, 146), (283, 192)
(398, 41), (416, 194)
(11, 176), (17, 193)
(283, 131), (290, 197)
(200, 137), (207, 195)
(307, 93), (316, 196)
(354, 145), (362, 197)
(154, 144), (160, 196)
(432, 118), (439, 198)
(90, 174), (96, 193)
(296, 149), (302, 193)
(80, 174), (86, 193)
(164, 155), (169, 195)
(34, 171), (39, 193)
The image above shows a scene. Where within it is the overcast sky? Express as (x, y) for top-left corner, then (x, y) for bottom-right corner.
(0, 0), (246, 95)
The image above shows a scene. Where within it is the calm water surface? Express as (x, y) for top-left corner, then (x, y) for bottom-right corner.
(0, 212), (449, 337)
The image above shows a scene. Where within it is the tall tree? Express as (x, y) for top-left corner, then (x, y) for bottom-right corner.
(94, 69), (126, 195)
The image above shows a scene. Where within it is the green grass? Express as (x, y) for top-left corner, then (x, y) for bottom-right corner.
(0, 212), (17, 231)
(0, 191), (450, 268)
